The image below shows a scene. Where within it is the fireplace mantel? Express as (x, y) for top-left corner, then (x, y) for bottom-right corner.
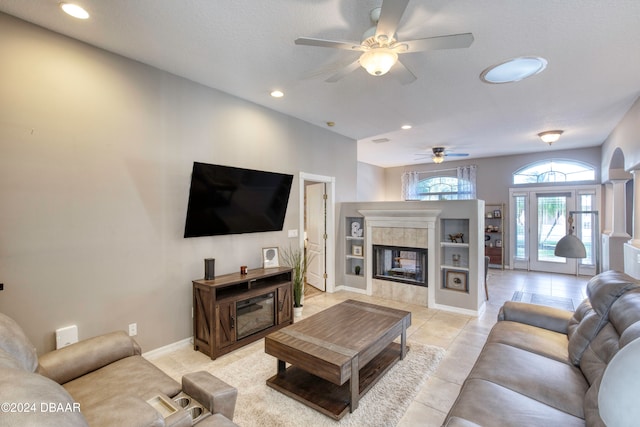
(358, 209), (441, 228)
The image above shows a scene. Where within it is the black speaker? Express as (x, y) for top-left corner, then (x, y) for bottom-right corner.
(204, 258), (215, 280)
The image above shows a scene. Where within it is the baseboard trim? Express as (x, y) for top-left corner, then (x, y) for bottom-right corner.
(334, 285), (368, 295)
(142, 337), (192, 360)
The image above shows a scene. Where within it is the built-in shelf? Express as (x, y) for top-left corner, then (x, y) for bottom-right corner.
(440, 242), (470, 248)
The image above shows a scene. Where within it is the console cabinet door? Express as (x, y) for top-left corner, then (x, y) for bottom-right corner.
(277, 284), (292, 324)
(215, 301), (236, 349)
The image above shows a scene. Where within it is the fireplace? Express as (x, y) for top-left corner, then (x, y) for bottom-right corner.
(236, 292), (275, 340)
(373, 245), (427, 287)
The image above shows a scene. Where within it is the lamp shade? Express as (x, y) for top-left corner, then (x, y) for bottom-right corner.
(599, 337), (640, 426)
(360, 49), (398, 76)
(554, 234), (586, 258)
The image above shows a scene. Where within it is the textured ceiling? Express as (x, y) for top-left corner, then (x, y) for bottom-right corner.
(1, 0), (639, 167)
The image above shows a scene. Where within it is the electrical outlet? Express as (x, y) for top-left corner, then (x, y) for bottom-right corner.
(128, 323), (137, 336)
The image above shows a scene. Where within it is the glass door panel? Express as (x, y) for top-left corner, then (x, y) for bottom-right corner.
(530, 193), (576, 274)
(536, 196), (566, 262)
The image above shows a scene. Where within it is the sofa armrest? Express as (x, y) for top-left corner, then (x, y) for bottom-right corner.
(38, 331), (141, 384)
(498, 301), (573, 334)
(182, 371), (237, 421)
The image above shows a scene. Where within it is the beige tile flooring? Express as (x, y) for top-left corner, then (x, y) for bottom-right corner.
(148, 269), (588, 426)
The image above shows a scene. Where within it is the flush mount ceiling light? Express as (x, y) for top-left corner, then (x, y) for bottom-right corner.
(401, 124), (412, 130)
(270, 90), (284, 98)
(480, 56), (547, 84)
(60, 3), (89, 19)
(538, 130), (564, 145)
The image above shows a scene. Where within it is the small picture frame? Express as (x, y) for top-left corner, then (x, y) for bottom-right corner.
(493, 209), (502, 218)
(262, 247), (279, 268)
(352, 245), (363, 256)
(443, 269), (469, 293)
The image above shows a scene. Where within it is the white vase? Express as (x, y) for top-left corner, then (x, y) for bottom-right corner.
(293, 306), (303, 318)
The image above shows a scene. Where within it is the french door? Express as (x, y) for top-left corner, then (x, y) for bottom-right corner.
(510, 185), (599, 275)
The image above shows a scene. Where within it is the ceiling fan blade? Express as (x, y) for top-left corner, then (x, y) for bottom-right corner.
(325, 59), (361, 83)
(390, 59), (417, 85)
(401, 33), (474, 52)
(445, 153), (469, 157)
(375, 0), (410, 41)
(295, 37), (364, 51)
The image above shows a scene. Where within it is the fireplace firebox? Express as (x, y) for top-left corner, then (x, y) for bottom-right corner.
(372, 245), (427, 287)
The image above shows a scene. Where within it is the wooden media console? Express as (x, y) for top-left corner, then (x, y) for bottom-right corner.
(193, 267), (293, 359)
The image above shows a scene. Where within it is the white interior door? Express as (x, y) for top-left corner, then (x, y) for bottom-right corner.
(305, 182), (326, 291)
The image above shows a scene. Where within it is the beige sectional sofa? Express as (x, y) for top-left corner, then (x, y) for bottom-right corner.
(0, 312), (238, 427)
(444, 270), (640, 426)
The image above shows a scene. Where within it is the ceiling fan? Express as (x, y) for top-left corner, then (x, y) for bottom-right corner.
(294, 0), (474, 84)
(415, 146), (470, 163)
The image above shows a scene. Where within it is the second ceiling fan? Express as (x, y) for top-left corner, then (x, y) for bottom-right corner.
(295, 0), (474, 84)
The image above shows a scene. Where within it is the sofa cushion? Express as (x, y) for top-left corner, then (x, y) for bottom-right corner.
(586, 271), (639, 316)
(0, 312), (38, 372)
(446, 378), (585, 427)
(0, 366), (88, 427)
(468, 343), (588, 418)
(63, 355), (181, 412)
(567, 300), (604, 365)
(486, 320), (570, 364)
(0, 348), (22, 370)
(81, 394), (165, 427)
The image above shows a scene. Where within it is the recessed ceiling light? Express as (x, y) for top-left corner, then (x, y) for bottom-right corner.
(270, 90), (284, 98)
(60, 3), (90, 19)
(480, 56), (547, 84)
(401, 125), (412, 130)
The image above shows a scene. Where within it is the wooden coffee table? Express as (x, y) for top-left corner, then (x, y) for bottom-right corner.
(265, 299), (411, 419)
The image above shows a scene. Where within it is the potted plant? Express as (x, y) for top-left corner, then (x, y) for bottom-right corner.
(280, 245), (315, 317)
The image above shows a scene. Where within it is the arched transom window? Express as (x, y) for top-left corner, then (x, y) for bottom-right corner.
(513, 159), (595, 184)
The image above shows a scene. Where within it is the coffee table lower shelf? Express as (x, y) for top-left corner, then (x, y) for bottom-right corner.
(266, 342), (407, 420)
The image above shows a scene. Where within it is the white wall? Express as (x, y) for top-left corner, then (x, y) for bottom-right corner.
(0, 13), (357, 353)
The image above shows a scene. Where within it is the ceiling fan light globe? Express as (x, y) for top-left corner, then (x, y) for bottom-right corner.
(432, 155), (444, 164)
(360, 49), (397, 76)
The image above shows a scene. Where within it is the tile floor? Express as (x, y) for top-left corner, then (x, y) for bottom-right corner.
(147, 269), (589, 427)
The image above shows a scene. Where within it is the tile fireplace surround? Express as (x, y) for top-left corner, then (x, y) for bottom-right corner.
(371, 226), (429, 305)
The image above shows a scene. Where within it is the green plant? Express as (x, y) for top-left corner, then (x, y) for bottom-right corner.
(280, 245), (315, 308)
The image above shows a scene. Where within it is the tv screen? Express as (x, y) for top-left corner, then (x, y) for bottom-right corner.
(183, 162), (293, 238)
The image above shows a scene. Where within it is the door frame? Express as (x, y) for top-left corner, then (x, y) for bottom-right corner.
(509, 184), (600, 275)
(299, 172), (336, 293)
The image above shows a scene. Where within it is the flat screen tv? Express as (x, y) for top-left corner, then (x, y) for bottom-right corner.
(184, 162), (293, 237)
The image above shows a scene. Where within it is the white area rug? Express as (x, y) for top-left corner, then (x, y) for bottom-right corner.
(211, 343), (445, 427)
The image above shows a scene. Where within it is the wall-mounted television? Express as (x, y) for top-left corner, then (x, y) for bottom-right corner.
(184, 162), (293, 238)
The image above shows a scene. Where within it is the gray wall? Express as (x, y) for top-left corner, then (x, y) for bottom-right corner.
(359, 146), (602, 266)
(0, 13), (357, 354)
(382, 146), (602, 202)
(601, 95), (640, 175)
(357, 162), (386, 201)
